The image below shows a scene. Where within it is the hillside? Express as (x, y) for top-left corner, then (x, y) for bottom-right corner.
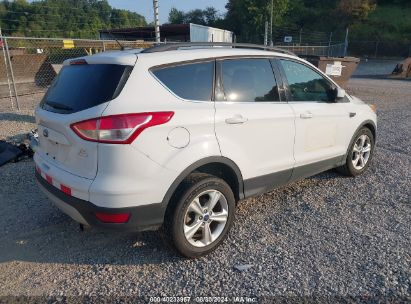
(351, 4), (411, 43)
(0, 0), (146, 38)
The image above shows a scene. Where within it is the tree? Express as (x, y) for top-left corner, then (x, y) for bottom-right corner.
(168, 7), (184, 24)
(168, 6), (221, 26)
(0, 0), (147, 38)
(203, 7), (219, 25)
(184, 9), (208, 25)
(336, 0), (377, 27)
(224, 0), (290, 43)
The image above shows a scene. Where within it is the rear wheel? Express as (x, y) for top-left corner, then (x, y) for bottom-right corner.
(337, 127), (375, 176)
(163, 173), (235, 258)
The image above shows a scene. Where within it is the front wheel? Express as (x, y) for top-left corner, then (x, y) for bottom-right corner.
(337, 127), (375, 176)
(163, 173), (235, 258)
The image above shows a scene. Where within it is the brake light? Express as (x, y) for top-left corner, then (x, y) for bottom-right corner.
(70, 112), (174, 144)
(70, 59), (87, 65)
(95, 212), (130, 223)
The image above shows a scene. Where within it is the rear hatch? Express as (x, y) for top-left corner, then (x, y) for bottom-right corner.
(35, 53), (136, 179)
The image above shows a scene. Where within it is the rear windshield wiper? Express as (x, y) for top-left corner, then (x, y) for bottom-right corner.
(44, 101), (73, 111)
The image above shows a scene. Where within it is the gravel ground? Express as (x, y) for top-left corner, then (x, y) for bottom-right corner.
(0, 78), (410, 303)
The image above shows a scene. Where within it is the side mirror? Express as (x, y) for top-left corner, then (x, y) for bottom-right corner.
(336, 87), (346, 100)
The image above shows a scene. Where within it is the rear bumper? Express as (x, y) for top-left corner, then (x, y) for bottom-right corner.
(36, 171), (165, 231)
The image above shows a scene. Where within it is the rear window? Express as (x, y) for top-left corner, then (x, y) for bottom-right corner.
(41, 64), (133, 113)
(152, 61), (214, 101)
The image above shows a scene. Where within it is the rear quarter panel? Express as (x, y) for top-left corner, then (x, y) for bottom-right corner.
(98, 56), (222, 205)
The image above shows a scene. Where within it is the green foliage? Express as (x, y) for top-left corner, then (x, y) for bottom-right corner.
(224, 0), (290, 43)
(0, 0), (147, 38)
(336, 0), (376, 27)
(0, 0), (408, 47)
(168, 7), (221, 26)
(350, 3), (411, 43)
(168, 7), (184, 24)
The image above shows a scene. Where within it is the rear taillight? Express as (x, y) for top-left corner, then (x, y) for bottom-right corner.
(70, 112), (174, 144)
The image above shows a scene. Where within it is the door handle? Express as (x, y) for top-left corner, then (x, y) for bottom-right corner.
(300, 112), (313, 119)
(225, 115), (248, 124)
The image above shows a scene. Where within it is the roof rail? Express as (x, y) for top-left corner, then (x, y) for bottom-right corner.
(141, 42), (296, 56)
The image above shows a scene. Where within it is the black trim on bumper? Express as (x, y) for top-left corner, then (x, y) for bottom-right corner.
(35, 171), (165, 231)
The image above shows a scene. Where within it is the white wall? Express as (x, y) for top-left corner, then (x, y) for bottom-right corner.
(189, 23), (233, 43)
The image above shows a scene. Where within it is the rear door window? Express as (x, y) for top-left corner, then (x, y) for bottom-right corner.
(217, 58), (280, 102)
(152, 61), (214, 101)
(41, 64), (133, 113)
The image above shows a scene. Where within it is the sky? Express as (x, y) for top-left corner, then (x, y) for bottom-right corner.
(107, 0), (228, 24)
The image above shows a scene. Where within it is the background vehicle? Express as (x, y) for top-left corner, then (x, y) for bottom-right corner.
(34, 43), (377, 258)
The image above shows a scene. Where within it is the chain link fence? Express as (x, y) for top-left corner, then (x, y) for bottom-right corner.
(4, 35), (403, 113)
(272, 27), (346, 57)
(348, 41), (411, 58)
(0, 36), (155, 112)
(1, 36), (350, 112)
(276, 43), (346, 57)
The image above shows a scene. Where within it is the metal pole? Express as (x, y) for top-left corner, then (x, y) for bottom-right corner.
(374, 41), (379, 58)
(153, 0), (161, 43)
(4, 38), (19, 110)
(264, 21), (268, 46)
(343, 27), (349, 57)
(328, 31), (333, 57)
(0, 29), (14, 110)
(269, 0), (274, 46)
(299, 28), (302, 45)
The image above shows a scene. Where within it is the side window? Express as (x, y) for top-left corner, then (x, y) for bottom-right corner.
(218, 58), (280, 102)
(153, 61), (214, 101)
(280, 60), (336, 102)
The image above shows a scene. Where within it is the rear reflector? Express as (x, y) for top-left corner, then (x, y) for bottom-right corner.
(95, 212), (130, 223)
(70, 112), (174, 144)
(45, 174), (53, 184)
(60, 184), (72, 196)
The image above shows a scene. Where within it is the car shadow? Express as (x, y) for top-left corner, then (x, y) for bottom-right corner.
(0, 161), (344, 266)
(0, 162), (183, 266)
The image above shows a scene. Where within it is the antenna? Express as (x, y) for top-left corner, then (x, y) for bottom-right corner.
(107, 29), (125, 50)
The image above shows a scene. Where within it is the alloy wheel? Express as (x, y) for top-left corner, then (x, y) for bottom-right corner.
(351, 134), (372, 170)
(183, 190), (229, 247)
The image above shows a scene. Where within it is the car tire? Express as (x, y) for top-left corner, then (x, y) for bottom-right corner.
(163, 173), (235, 258)
(337, 127), (375, 177)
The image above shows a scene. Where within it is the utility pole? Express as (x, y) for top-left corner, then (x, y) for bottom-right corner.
(153, 0), (161, 43)
(270, 0), (273, 46)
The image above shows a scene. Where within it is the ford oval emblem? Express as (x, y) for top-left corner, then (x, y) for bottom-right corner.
(43, 129), (49, 137)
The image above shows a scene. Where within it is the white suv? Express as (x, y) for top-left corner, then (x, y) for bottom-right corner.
(34, 43), (377, 257)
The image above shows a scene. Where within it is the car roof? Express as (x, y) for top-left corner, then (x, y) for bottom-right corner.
(66, 46), (299, 66)
(137, 47), (298, 67)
